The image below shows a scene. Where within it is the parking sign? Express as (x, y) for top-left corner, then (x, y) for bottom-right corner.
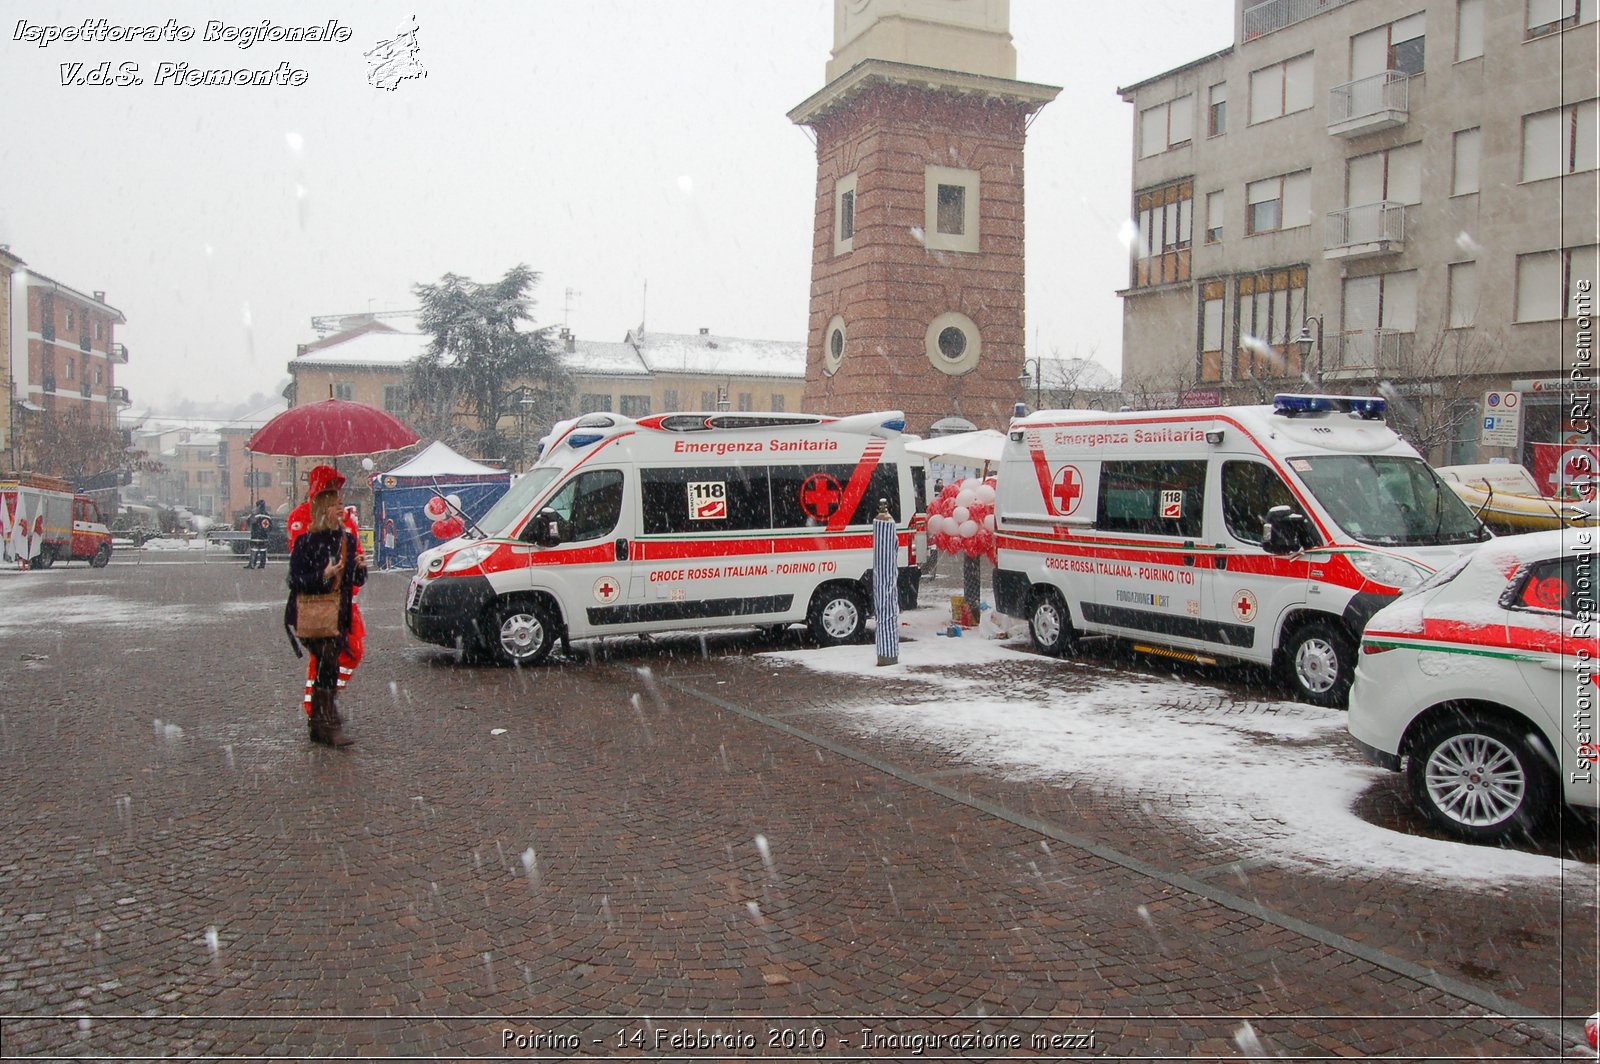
(1481, 391), (1520, 447)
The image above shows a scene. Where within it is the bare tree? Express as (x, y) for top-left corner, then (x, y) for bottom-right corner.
(1369, 330), (1503, 463)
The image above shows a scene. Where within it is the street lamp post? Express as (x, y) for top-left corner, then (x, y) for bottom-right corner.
(1294, 314), (1324, 390)
(1017, 358), (1042, 411)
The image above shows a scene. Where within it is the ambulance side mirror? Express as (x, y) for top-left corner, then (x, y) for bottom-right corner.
(1262, 505), (1312, 554)
(526, 508), (564, 548)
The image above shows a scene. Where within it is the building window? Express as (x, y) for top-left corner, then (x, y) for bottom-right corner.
(701, 390), (717, 409)
(736, 392), (753, 412)
(1347, 144), (1422, 207)
(1234, 267), (1307, 380)
(1527, 0), (1596, 38)
(620, 394), (651, 417)
(1521, 99), (1599, 182)
(1352, 14), (1426, 78)
(1245, 171), (1310, 234)
(823, 314), (847, 376)
(661, 389), (679, 410)
(1204, 190), (1224, 244)
(95, 367), (103, 386)
(1515, 245), (1599, 321)
(1248, 53), (1313, 125)
(1198, 280), (1226, 383)
(65, 310), (75, 331)
(382, 384), (408, 414)
(1452, 129), (1481, 194)
(1138, 94), (1194, 157)
(1134, 180), (1193, 287)
(834, 172), (858, 256)
(580, 393), (613, 413)
(1341, 271), (1419, 371)
(925, 311), (982, 375)
(94, 320), (103, 341)
(1207, 83), (1227, 137)
(1457, 0), (1485, 59)
(771, 394), (785, 412)
(923, 166), (979, 253)
(332, 382), (353, 401)
(1448, 262), (1479, 328)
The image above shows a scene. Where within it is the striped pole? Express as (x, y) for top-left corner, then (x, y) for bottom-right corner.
(872, 498), (899, 666)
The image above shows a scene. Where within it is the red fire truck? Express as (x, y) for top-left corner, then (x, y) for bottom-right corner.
(0, 473), (114, 568)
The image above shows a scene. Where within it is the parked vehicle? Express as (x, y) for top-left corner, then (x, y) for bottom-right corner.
(0, 473), (113, 568)
(406, 410), (927, 665)
(228, 513), (290, 556)
(1348, 528), (1599, 842)
(1436, 462), (1596, 534)
(993, 394), (1490, 706)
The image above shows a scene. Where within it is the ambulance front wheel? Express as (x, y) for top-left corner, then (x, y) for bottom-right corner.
(1027, 587), (1075, 656)
(807, 584), (867, 646)
(1281, 620), (1354, 707)
(91, 544), (111, 568)
(488, 598), (557, 667)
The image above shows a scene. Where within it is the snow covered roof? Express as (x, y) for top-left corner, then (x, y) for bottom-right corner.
(377, 441), (507, 480)
(1035, 356), (1118, 392)
(289, 326), (806, 381)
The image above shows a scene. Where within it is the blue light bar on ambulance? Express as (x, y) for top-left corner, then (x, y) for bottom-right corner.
(881, 417), (906, 432)
(1272, 394), (1387, 420)
(567, 433), (604, 448)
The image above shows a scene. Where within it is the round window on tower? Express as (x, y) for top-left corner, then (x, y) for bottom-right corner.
(823, 315), (847, 376)
(925, 312), (981, 375)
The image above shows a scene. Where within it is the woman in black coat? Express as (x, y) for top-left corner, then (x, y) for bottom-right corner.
(287, 477), (367, 747)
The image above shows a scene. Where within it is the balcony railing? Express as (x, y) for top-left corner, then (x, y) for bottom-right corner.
(108, 342), (128, 364)
(1329, 329), (1415, 376)
(1328, 71), (1411, 136)
(1325, 201), (1405, 258)
(1243, 0), (1356, 39)
(109, 386), (131, 407)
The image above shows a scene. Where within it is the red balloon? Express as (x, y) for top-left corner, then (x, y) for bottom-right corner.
(431, 516), (465, 540)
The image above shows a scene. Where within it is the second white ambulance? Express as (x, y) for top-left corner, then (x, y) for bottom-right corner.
(406, 410), (926, 665)
(993, 395), (1491, 705)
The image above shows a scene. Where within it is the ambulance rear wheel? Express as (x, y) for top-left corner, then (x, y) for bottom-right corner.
(488, 598), (556, 667)
(1027, 587), (1074, 656)
(31, 546), (54, 569)
(91, 544), (111, 568)
(807, 585), (866, 647)
(1281, 620), (1354, 707)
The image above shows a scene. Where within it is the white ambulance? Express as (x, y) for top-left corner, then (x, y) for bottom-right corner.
(993, 395), (1491, 706)
(405, 410), (927, 665)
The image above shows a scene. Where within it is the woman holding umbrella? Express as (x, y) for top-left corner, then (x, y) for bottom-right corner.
(287, 465), (367, 747)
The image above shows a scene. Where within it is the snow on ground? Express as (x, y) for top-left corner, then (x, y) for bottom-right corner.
(762, 605), (1585, 886)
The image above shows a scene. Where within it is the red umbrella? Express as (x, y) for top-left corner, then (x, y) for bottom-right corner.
(246, 398), (421, 457)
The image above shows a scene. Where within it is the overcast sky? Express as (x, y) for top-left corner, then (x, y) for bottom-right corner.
(0, 1), (1232, 410)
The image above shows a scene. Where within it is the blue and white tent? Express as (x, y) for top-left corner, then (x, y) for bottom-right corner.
(369, 442), (511, 570)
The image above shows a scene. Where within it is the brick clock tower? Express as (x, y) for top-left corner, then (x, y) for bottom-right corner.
(789, 0), (1058, 434)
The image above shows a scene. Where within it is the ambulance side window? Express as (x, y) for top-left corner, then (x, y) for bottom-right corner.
(1221, 461), (1297, 545)
(769, 463), (901, 528)
(543, 469), (625, 542)
(641, 466), (771, 535)
(1096, 460), (1205, 538)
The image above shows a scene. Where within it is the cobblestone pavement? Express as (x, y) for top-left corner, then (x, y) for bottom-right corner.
(0, 555), (1594, 1060)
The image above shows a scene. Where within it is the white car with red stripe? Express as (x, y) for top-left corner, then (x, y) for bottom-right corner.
(405, 410), (926, 665)
(993, 395), (1491, 706)
(1349, 528), (1599, 842)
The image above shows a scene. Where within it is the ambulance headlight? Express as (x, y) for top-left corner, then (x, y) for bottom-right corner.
(441, 542), (496, 574)
(1348, 552), (1430, 590)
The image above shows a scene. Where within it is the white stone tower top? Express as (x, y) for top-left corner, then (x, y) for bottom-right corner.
(827, 0), (1017, 83)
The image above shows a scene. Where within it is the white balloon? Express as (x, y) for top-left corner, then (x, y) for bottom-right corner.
(983, 514), (995, 531)
(955, 491), (977, 509)
(446, 494), (462, 509)
(975, 484), (996, 504)
(360, 457), (375, 471)
(952, 505), (971, 524)
(957, 520), (979, 539)
(941, 515), (960, 536)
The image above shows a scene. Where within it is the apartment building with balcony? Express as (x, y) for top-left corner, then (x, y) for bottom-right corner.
(1118, 0), (1597, 465)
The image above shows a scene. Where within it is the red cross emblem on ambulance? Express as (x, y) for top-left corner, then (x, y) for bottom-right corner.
(1232, 589), (1258, 623)
(800, 473), (844, 521)
(1051, 465), (1084, 516)
(593, 576), (620, 604)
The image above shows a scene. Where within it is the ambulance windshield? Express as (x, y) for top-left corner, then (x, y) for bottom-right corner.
(474, 468), (561, 538)
(1294, 455), (1489, 547)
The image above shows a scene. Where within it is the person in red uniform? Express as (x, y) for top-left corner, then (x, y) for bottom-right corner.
(287, 465), (366, 740)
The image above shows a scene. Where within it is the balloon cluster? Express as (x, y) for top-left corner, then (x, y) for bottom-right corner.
(424, 494), (465, 540)
(927, 477), (998, 562)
